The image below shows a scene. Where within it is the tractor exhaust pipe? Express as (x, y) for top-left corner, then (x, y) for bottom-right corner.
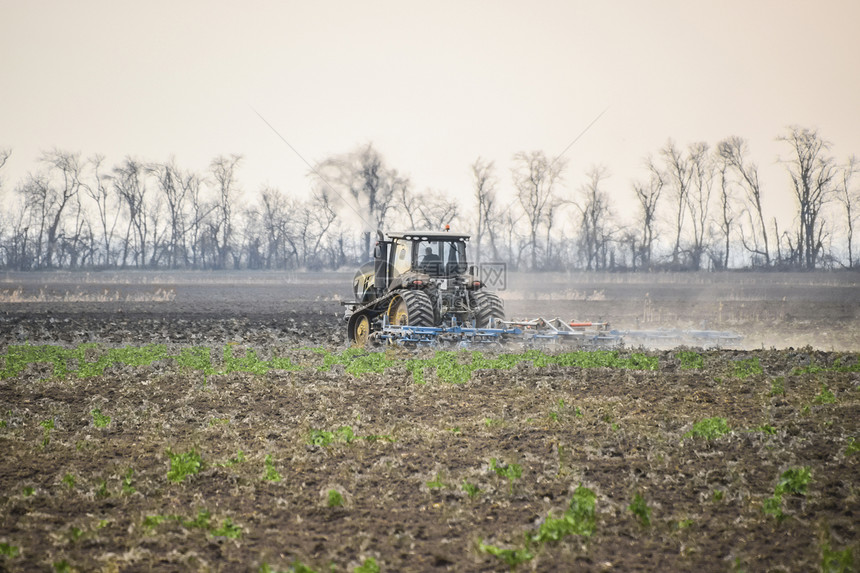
(374, 238), (388, 292)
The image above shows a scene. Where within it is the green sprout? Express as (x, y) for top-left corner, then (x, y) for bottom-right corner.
(753, 424), (777, 435)
(677, 351), (704, 370)
(462, 480), (481, 499)
(327, 489), (344, 508)
(532, 485), (597, 542)
(40, 418), (55, 447)
(774, 467), (811, 496)
(142, 514), (167, 531)
(426, 474), (445, 489)
(769, 377), (785, 396)
(308, 429), (334, 446)
(480, 541), (533, 569)
(167, 449), (203, 483)
(813, 384), (836, 404)
(490, 458), (522, 494)
(763, 467), (812, 521)
(91, 408), (111, 428)
(264, 455), (282, 482)
(211, 518), (242, 539)
(762, 494), (785, 521)
(628, 492), (651, 527)
(733, 357), (762, 378)
(684, 417), (731, 441)
(94, 479), (109, 499)
(62, 473), (76, 489)
(121, 468), (135, 495)
(220, 449), (246, 467)
(67, 526), (84, 542)
(821, 542), (854, 573)
(335, 425), (355, 443)
(354, 557), (380, 573)
(183, 509), (211, 530)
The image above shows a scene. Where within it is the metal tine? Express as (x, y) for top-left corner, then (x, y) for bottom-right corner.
(371, 315), (740, 348)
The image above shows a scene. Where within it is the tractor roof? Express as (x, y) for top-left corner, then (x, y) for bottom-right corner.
(387, 231), (471, 241)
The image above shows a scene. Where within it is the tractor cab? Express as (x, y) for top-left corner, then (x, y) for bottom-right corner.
(351, 231), (474, 305)
(388, 231), (470, 279)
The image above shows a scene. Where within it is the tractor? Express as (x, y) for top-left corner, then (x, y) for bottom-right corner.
(344, 230), (505, 344)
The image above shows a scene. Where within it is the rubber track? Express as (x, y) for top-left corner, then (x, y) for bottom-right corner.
(470, 291), (505, 327)
(398, 290), (435, 326)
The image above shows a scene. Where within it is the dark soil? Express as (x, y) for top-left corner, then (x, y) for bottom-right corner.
(0, 271), (858, 572)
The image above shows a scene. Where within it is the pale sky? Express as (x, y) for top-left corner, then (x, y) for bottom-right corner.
(2, 0), (859, 228)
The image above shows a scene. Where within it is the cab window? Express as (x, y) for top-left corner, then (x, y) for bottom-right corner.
(392, 241), (412, 276)
(417, 240), (467, 276)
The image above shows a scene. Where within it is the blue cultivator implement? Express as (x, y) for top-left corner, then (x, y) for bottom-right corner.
(371, 316), (518, 347)
(370, 316), (742, 348)
(372, 316), (625, 347)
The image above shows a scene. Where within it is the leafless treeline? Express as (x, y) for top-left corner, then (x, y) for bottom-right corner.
(0, 126), (857, 272)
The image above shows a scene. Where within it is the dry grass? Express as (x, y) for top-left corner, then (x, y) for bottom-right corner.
(0, 287), (176, 303)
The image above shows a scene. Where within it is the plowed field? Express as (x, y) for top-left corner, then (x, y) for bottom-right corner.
(0, 271), (857, 572)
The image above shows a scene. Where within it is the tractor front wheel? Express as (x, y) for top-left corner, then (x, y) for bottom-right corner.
(347, 312), (371, 345)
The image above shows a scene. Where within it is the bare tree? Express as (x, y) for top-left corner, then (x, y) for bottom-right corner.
(0, 147), (11, 263)
(717, 136), (770, 266)
(511, 151), (566, 270)
(4, 197), (32, 269)
(471, 157), (500, 263)
(209, 154), (242, 269)
(687, 142), (714, 269)
(304, 187), (338, 267)
(146, 191), (167, 267)
(658, 140), (693, 266)
(239, 205), (264, 270)
(0, 147), (10, 187)
(618, 229), (639, 270)
(258, 186), (292, 268)
(61, 186), (90, 268)
(26, 150), (85, 268)
(778, 126), (837, 269)
(150, 158), (191, 268)
(501, 209), (525, 270)
(79, 155), (121, 266)
(393, 176), (418, 229)
(574, 166), (614, 270)
(179, 170), (209, 268)
(836, 156), (858, 268)
(543, 191), (566, 270)
(320, 223), (350, 269)
(713, 148), (737, 269)
(415, 191), (460, 231)
(15, 175), (46, 267)
(316, 143), (402, 261)
(632, 159), (664, 267)
(111, 157), (149, 267)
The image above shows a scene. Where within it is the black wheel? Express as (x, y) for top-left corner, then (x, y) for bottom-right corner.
(470, 291), (505, 327)
(387, 290), (435, 326)
(347, 312), (371, 345)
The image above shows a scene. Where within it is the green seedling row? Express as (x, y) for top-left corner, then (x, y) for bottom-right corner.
(0, 343), (659, 384)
